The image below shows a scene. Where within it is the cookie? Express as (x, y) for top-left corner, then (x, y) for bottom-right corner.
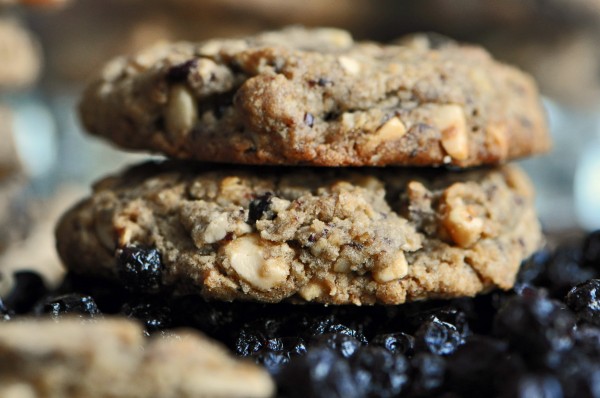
(79, 26), (550, 168)
(0, 318), (274, 398)
(56, 161), (543, 305)
(0, 18), (41, 90)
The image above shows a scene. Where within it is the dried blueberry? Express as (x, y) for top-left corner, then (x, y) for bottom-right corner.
(371, 332), (415, 356)
(235, 329), (266, 357)
(4, 271), (48, 314)
(247, 193), (274, 225)
(583, 230), (600, 268)
(446, 336), (509, 396)
(253, 349), (290, 375)
(566, 279), (600, 326)
(116, 246), (163, 293)
(276, 348), (360, 398)
(311, 333), (362, 358)
(34, 293), (100, 318)
(494, 288), (575, 368)
(542, 246), (594, 296)
(409, 353), (446, 396)
(121, 300), (171, 334)
(350, 346), (410, 398)
(166, 59), (197, 83)
(499, 374), (563, 398)
(415, 316), (463, 356)
(304, 316), (368, 344)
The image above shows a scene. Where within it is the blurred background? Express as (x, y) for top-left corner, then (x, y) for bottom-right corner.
(1, 0), (600, 287)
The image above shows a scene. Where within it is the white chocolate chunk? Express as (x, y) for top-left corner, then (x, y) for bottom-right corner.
(338, 56), (361, 75)
(224, 235), (289, 291)
(365, 117), (407, 151)
(165, 85), (197, 141)
(203, 213), (229, 244)
(432, 105), (469, 160)
(373, 251), (408, 283)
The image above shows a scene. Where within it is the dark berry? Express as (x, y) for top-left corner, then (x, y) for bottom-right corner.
(253, 349), (290, 375)
(499, 374), (563, 398)
(247, 193), (274, 225)
(277, 348), (360, 398)
(350, 346), (410, 398)
(304, 316), (368, 344)
(235, 329), (266, 357)
(409, 353), (446, 396)
(371, 332), (415, 356)
(311, 333), (362, 358)
(116, 246), (163, 293)
(281, 336), (308, 357)
(166, 59), (197, 83)
(4, 271), (48, 314)
(494, 288), (575, 367)
(583, 230), (600, 268)
(171, 296), (236, 338)
(34, 293), (100, 318)
(121, 301), (171, 334)
(446, 336), (509, 396)
(57, 273), (129, 313)
(542, 246), (594, 296)
(566, 279), (600, 326)
(517, 249), (552, 285)
(415, 316), (463, 355)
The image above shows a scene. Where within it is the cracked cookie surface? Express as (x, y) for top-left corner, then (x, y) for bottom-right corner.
(79, 26), (550, 168)
(0, 318), (274, 398)
(56, 161), (543, 305)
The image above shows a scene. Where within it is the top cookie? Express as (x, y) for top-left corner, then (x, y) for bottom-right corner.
(80, 27), (550, 167)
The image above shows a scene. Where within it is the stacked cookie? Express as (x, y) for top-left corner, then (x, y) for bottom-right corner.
(57, 27), (551, 305)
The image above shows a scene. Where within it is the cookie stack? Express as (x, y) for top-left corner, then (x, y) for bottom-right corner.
(57, 27), (550, 307)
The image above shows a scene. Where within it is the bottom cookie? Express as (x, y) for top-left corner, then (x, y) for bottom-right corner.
(0, 318), (274, 398)
(56, 161), (543, 304)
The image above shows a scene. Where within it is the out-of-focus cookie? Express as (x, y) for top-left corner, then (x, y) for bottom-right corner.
(0, 18), (41, 90)
(79, 26), (550, 168)
(56, 161), (543, 305)
(0, 318), (275, 398)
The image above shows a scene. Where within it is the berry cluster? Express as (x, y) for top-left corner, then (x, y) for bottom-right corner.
(1, 231), (600, 397)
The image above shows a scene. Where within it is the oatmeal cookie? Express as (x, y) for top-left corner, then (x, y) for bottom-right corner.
(0, 318), (274, 398)
(56, 161), (543, 305)
(79, 26), (550, 167)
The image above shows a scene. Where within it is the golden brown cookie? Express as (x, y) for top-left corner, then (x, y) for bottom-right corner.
(79, 26), (550, 168)
(56, 161), (543, 305)
(0, 318), (274, 398)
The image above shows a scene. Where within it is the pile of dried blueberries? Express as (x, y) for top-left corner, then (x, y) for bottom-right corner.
(1, 230), (600, 398)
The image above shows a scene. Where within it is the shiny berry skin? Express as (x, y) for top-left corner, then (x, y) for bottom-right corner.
(494, 288), (575, 367)
(350, 346), (410, 398)
(415, 316), (463, 355)
(116, 246), (163, 293)
(371, 332), (415, 356)
(34, 293), (101, 318)
(311, 333), (362, 358)
(276, 348), (360, 398)
(566, 280), (600, 326)
(121, 301), (172, 334)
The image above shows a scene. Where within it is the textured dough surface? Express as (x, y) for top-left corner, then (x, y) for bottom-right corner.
(0, 318), (274, 398)
(79, 27), (550, 167)
(56, 161), (543, 305)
